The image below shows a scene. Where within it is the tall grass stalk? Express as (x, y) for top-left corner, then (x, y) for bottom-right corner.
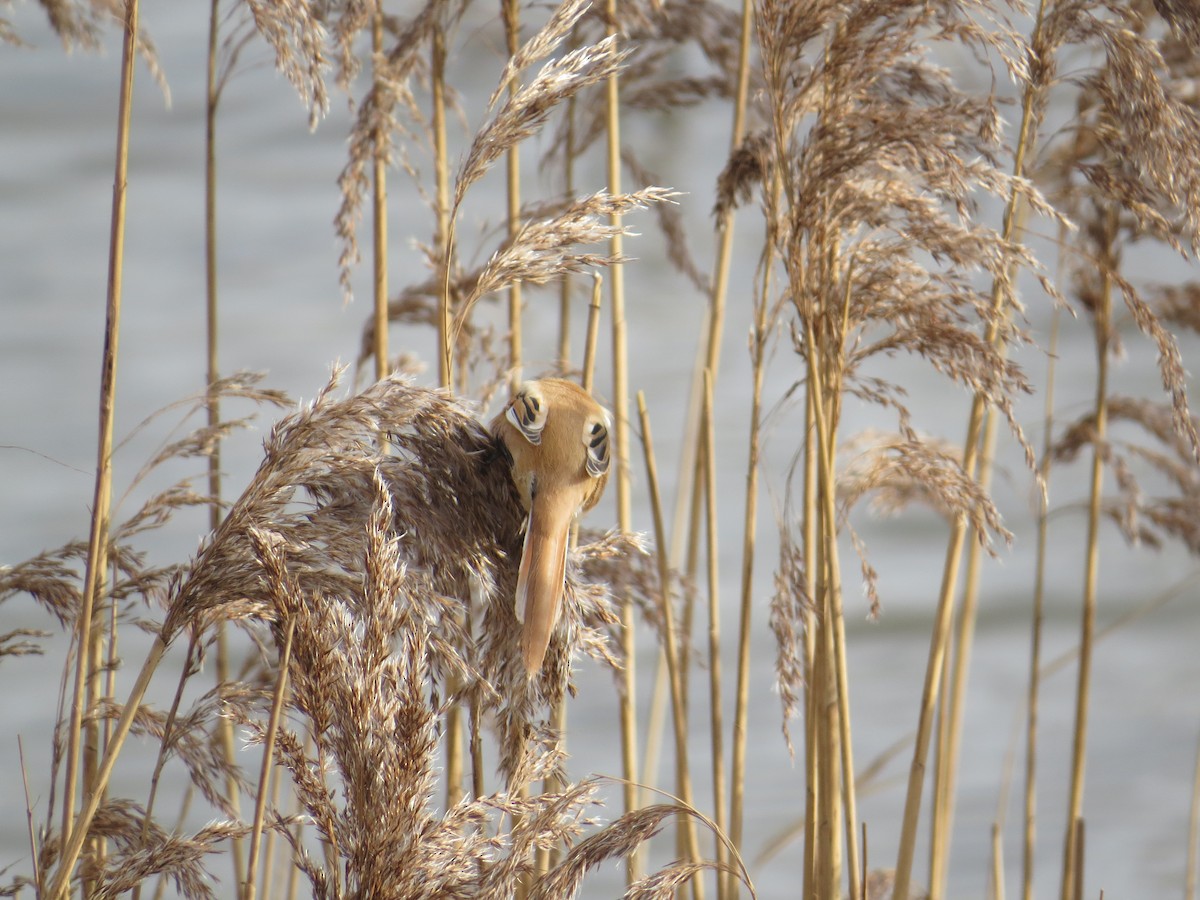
(806, 312), (861, 900)
(637, 391), (705, 893)
(1024, 307), (1060, 900)
(372, 1), (389, 384)
(892, 3), (1051, 889)
(503, 0), (522, 391)
(602, 0), (639, 882)
(205, 0), (245, 886)
(1187, 727), (1200, 900)
(244, 615), (296, 900)
(931, 407), (999, 898)
(557, 98), (577, 372)
(991, 822), (1006, 900)
(433, 17), (451, 389)
(50, 635), (170, 900)
(132, 636), (199, 900)
(703, 369), (729, 900)
(729, 212), (770, 898)
(802, 386), (819, 900)
(1060, 209), (1115, 900)
(61, 0), (139, 872)
(669, 0), (755, 630)
(927, 0), (1052, 876)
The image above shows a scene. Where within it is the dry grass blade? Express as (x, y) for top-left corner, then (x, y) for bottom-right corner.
(454, 35), (631, 210)
(530, 802), (754, 900)
(242, 0), (329, 128)
(85, 805), (250, 900)
(452, 188), (678, 339)
(488, 0), (592, 109)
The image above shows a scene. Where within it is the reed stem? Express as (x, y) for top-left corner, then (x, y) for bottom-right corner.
(637, 392), (705, 894)
(1059, 208), (1114, 900)
(61, 0), (139, 873)
(805, 309), (860, 900)
(503, 0), (522, 391)
(729, 232), (769, 899)
(1023, 307), (1060, 900)
(891, 0), (1049, 884)
(1186, 726), (1200, 900)
(432, 19), (452, 389)
(702, 370), (729, 900)
(50, 634), (169, 900)
(372, 1), (389, 383)
(245, 616), (296, 900)
(205, 1), (246, 886)
(601, 2), (639, 883)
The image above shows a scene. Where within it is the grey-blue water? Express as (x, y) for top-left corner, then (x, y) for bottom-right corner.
(4, 4), (1199, 897)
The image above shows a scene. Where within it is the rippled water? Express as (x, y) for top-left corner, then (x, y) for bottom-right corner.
(4, 4), (1200, 897)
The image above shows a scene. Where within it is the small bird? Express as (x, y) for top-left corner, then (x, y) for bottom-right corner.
(491, 378), (611, 674)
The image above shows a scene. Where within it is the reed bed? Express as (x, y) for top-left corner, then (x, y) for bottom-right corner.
(4, 0), (1200, 897)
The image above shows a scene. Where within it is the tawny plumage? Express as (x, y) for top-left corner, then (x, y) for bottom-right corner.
(491, 378), (611, 674)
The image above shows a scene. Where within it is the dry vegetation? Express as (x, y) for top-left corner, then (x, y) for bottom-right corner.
(3, 0), (1200, 897)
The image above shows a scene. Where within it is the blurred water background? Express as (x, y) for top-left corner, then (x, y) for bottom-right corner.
(3, 2), (1200, 896)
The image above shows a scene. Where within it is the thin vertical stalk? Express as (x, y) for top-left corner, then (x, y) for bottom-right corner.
(206, 0), (245, 885)
(991, 823), (1006, 900)
(19, 738), (42, 896)
(432, 20), (452, 389)
(702, 370), (729, 900)
(1060, 210), (1114, 900)
(372, 0), (389, 383)
(132, 636), (199, 900)
(259, 761), (284, 900)
(61, 0), (138, 862)
(729, 245), (769, 899)
(152, 785), (195, 900)
(637, 392), (705, 896)
(245, 617), (296, 900)
(652, 0), (756, 833)
(503, 0), (522, 390)
(891, 0), (1050, 883)
(1070, 818), (1085, 900)
(931, 406), (1000, 898)
(50, 634), (169, 900)
(1186, 726), (1200, 900)
(82, 575), (106, 890)
(891, 452), (980, 900)
(602, 1), (638, 883)
(669, 0), (755, 580)
(428, 14), (469, 808)
(582, 274), (602, 392)
(558, 98), (577, 372)
(1023, 307), (1060, 900)
(802, 382), (820, 900)
(806, 315), (860, 900)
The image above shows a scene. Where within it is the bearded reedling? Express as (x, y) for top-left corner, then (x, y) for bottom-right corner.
(491, 378), (611, 674)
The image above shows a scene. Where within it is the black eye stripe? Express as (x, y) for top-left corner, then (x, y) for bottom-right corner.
(590, 433), (606, 449)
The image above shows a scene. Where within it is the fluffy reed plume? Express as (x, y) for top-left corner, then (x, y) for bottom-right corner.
(26, 370), (694, 897)
(1054, 397), (1200, 551)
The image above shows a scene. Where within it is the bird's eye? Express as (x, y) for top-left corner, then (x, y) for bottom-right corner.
(590, 423), (602, 434)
